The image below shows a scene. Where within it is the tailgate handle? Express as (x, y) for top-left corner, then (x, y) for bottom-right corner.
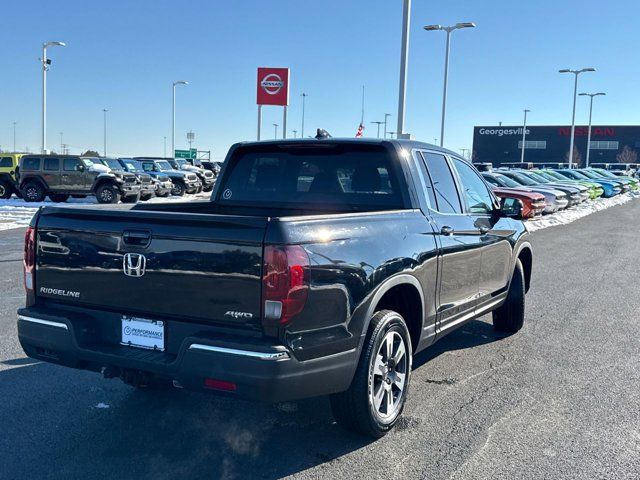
(122, 230), (152, 247)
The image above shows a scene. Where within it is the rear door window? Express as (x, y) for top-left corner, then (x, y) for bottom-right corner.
(43, 158), (60, 171)
(22, 157), (41, 170)
(63, 158), (80, 171)
(451, 158), (494, 214)
(421, 152), (462, 214)
(0, 157), (12, 168)
(219, 144), (405, 211)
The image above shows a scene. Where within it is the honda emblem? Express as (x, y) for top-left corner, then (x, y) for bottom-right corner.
(123, 253), (147, 277)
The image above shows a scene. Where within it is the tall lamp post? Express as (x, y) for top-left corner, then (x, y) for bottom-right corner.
(301, 93), (308, 138)
(520, 109), (530, 163)
(41, 41), (66, 154)
(424, 22), (475, 147)
(383, 113), (391, 139)
(172, 80), (189, 158)
(579, 92), (606, 167)
(371, 121), (384, 138)
(102, 108), (108, 157)
(12, 122), (17, 152)
(559, 68), (595, 167)
(396, 0), (411, 137)
(273, 123), (279, 139)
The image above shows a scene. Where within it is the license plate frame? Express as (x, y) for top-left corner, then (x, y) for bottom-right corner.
(121, 316), (165, 351)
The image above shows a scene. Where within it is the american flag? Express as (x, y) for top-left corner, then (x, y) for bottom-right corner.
(355, 123), (364, 138)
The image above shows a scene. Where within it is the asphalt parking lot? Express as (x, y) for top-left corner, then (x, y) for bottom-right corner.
(1, 201), (639, 480)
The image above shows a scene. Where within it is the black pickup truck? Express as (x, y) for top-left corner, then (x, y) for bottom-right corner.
(17, 138), (532, 437)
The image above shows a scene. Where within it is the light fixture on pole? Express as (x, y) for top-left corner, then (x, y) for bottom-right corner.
(301, 93), (308, 138)
(579, 92), (606, 167)
(41, 41), (66, 154)
(424, 22), (476, 147)
(102, 108), (108, 157)
(292, 129), (298, 138)
(171, 80), (189, 158)
(520, 109), (530, 163)
(559, 68), (595, 168)
(387, 131), (397, 139)
(273, 123), (279, 139)
(371, 121), (384, 138)
(383, 113), (391, 139)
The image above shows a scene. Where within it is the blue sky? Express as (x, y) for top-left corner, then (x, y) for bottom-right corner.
(1, 0), (639, 159)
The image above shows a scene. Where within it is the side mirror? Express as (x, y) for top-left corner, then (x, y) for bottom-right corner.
(498, 197), (523, 220)
(76, 164), (85, 172)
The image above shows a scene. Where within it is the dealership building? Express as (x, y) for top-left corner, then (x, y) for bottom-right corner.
(472, 125), (640, 166)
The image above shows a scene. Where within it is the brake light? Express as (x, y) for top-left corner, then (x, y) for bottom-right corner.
(262, 245), (309, 326)
(23, 226), (36, 291)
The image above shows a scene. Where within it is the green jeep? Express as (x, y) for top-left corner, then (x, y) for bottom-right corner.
(0, 153), (23, 199)
(18, 155), (141, 204)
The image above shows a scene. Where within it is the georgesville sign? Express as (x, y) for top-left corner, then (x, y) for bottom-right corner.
(257, 67), (290, 106)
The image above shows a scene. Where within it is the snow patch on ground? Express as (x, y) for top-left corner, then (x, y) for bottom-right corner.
(0, 193), (211, 231)
(525, 192), (640, 232)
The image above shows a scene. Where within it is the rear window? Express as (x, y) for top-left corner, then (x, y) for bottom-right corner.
(0, 157), (12, 168)
(218, 144), (405, 211)
(22, 157), (41, 170)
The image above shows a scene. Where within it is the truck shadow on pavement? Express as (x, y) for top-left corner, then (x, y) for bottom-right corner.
(0, 318), (505, 480)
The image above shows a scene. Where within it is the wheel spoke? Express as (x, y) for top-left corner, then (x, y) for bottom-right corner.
(386, 389), (394, 414)
(373, 383), (385, 411)
(385, 334), (393, 361)
(394, 372), (406, 391)
(374, 353), (386, 376)
(393, 340), (406, 365)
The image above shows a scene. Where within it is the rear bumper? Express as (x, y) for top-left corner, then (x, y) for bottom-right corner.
(16, 307), (357, 402)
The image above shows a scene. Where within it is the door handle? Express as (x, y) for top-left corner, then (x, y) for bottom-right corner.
(479, 226), (490, 234)
(440, 226), (453, 236)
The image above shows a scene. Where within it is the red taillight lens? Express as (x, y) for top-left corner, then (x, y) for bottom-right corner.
(23, 226), (36, 291)
(204, 378), (237, 392)
(262, 245), (309, 326)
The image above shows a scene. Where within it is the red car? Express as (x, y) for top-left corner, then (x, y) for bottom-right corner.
(493, 187), (546, 219)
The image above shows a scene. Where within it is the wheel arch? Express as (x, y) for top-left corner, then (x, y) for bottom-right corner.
(362, 274), (424, 354)
(19, 175), (48, 191)
(515, 242), (533, 293)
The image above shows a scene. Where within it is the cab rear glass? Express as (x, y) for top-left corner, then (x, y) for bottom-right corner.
(218, 144), (406, 211)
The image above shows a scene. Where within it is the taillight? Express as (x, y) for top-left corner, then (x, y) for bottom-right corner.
(24, 226), (36, 291)
(262, 245), (309, 326)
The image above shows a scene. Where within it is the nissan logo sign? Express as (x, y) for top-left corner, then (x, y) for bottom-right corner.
(260, 73), (284, 95)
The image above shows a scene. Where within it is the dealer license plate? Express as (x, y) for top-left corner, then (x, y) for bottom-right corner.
(121, 316), (165, 351)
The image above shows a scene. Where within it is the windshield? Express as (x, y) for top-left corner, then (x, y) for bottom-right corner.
(81, 158), (96, 167)
(533, 171), (558, 182)
(504, 172), (536, 186)
(156, 160), (173, 171)
(218, 144), (405, 211)
(527, 172), (550, 183)
(103, 159), (123, 171)
(121, 160), (141, 172)
(592, 169), (619, 179)
(493, 174), (521, 188)
(175, 159), (188, 168)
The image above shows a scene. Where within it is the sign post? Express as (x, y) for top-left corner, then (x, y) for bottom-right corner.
(256, 67), (290, 140)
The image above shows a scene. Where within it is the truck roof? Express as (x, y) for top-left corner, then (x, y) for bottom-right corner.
(232, 138), (462, 159)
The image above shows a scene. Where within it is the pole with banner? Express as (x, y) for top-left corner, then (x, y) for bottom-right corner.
(257, 67), (290, 141)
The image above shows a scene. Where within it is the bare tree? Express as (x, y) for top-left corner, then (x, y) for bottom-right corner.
(565, 148), (582, 167)
(616, 145), (638, 163)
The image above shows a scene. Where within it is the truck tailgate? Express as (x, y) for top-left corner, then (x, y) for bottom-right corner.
(34, 206), (267, 330)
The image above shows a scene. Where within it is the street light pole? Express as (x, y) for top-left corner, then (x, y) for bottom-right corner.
(424, 22), (476, 147)
(383, 113), (391, 138)
(41, 41), (66, 154)
(371, 121), (384, 138)
(59, 132), (63, 153)
(301, 93), (308, 138)
(396, 0), (411, 137)
(273, 123), (279, 139)
(559, 68), (595, 167)
(103, 108), (108, 157)
(163, 136), (167, 157)
(520, 109), (530, 163)
(12, 122), (16, 152)
(172, 80), (188, 158)
(579, 92), (606, 167)
(292, 129), (298, 138)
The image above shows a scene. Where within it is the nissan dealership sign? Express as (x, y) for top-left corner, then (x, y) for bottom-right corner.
(257, 67), (290, 106)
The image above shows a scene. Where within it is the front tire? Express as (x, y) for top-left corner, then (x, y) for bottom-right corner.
(171, 181), (186, 197)
(96, 184), (121, 204)
(122, 193), (140, 204)
(492, 259), (526, 333)
(49, 194), (69, 203)
(330, 310), (412, 438)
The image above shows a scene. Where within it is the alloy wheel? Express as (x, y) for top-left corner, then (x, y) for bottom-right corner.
(370, 330), (408, 421)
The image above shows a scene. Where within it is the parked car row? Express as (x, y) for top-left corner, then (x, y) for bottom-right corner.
(0, 153), (219, 203)
(476, 165), (639, 219)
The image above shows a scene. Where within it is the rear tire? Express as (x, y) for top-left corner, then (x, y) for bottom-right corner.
(0, 181), (12, 199)
(49, 194), (69, 203)
(140, 193), (154, 201)
(21, 182), (46, 202)
(96, 184), (121, 204)
(492, 259), (526, 333)
(330, 310), (412, 438)
(122, 193), (140, 204)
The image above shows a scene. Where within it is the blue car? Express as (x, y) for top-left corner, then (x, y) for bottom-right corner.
(553, 169), (622, 198)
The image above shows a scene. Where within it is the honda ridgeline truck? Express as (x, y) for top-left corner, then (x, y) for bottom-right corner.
(17, 138), (532, 437)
